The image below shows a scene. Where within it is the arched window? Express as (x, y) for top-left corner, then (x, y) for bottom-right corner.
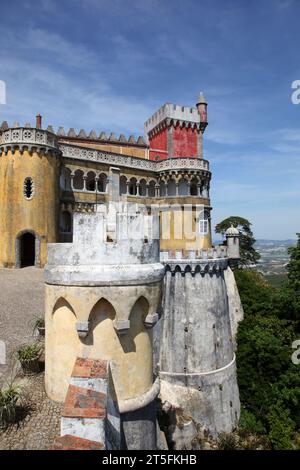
(129, 178), (137, 196)
(23, 177), (34, 200)
(148, 180), (156, 197)
(139, 179), (147, 196)
(159, 181), (166, 197)
(178, 178), (189, 196)
(86, 171), (96, 191)
(167, 179), (176, 196)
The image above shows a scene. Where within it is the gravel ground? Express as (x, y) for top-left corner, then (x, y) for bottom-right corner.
(0, 372), (62, 450)
(0, 267), (44, 386)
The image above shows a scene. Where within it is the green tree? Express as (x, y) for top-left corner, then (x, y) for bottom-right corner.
(287, 233), (300, 293)
(215, 216), (260, 266)
(235, 261), (300, 449)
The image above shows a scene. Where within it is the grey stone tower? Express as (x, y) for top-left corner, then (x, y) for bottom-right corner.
(158, 251), (241, 442)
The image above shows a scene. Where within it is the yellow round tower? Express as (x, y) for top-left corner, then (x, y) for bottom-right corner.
(0, 118), (61, 268)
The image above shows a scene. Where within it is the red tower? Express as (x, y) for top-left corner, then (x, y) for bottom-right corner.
(144, 93), (208, 161)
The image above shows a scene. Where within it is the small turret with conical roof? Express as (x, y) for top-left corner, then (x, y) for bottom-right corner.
(226, 224), (240, 264)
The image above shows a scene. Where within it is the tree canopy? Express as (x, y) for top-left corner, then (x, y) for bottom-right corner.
(235, 234), (300, 449)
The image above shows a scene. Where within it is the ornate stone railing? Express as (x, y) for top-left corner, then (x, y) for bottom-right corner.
(0, 127), (59, 153)
(160, 246), (227, 261)
(157, 157), (209, 172)
(59, 143), (209, 174)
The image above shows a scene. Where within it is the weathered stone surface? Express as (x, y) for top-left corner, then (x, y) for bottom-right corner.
(158, 267), (240, 437)
(224, 266), (244, 347)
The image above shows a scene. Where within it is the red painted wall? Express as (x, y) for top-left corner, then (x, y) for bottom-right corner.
(173, 125), (198, 158)
(149, 128), (168, 161)
(149, 124), (198, 160)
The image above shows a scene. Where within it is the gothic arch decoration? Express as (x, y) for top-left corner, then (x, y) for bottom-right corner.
(15, 229), (41, 268)
(80, 298), (117, 354)
(52, 296), (76, 317)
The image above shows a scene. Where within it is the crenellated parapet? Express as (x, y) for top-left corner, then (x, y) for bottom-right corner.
(161, 256), (228, 276)
(144, 103), (203, 139)
(0, 127), (60, 156)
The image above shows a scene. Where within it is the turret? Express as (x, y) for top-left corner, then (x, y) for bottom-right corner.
(144, 93), (207, 160)
(44, 203), (164, 449)
(226, 225), (240, 265)
(0, 120), (61, 267)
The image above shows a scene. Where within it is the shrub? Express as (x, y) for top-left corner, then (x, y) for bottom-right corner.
(267, 402), (295, 450)
(34, 318), (45, 329)
(239, 407), (266, 435)
(0, 384), (21, 428)
(17, 342), (41, 363)
(217, 432), (239, 450)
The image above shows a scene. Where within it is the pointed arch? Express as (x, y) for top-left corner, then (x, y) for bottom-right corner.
(50, 296), (79, 400)
(81, 298), (117, 357)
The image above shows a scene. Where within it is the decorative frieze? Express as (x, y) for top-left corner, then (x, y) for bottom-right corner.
(59, 143), (209, 174)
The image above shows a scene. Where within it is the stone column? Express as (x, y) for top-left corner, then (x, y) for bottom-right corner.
(108, 167), (120, 202)
(83, 175), (87, 192)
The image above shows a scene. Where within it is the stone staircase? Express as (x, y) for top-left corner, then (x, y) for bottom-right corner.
(52, 358), (120, 450)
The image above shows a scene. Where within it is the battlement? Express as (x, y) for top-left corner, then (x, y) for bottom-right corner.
(0, 120), (146, 147)
(144, 103), (200, 137)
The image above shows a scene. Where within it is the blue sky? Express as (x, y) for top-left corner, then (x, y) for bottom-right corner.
(0, 0), (299, 239)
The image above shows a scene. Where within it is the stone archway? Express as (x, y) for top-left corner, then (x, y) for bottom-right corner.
(15, 230), (41, 268)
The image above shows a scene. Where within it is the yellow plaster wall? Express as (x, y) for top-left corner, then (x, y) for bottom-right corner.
(159, 206), (211, 254)
(0, 149), (60, 267)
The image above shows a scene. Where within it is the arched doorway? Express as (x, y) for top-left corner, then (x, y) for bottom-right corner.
(20, 233), (35, 267)
(16, 230), (40, 268)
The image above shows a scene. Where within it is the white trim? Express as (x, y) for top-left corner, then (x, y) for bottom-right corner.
(160, 354), (236, 377)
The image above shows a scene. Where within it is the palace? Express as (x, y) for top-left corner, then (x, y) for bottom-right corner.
(0, 93), (211, 268)
(0, 93), (243, 449)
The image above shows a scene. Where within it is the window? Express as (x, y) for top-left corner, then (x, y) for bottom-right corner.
(23, 177), (34, 200)
(199, 219), (209, 235)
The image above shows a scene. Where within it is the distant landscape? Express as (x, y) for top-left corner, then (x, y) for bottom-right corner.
(255, 239), (297, 287)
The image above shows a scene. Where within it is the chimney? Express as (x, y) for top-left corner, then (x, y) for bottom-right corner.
(36, 113), (42, 129)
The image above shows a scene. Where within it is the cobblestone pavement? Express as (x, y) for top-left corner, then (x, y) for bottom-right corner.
(0, 267), (44, 385)
(0, 268), (62, 450)
(0, 372), (62, 450)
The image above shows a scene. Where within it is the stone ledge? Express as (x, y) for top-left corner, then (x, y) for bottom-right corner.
(52, 434), (104, 450)
(62, 385), (106, 419)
